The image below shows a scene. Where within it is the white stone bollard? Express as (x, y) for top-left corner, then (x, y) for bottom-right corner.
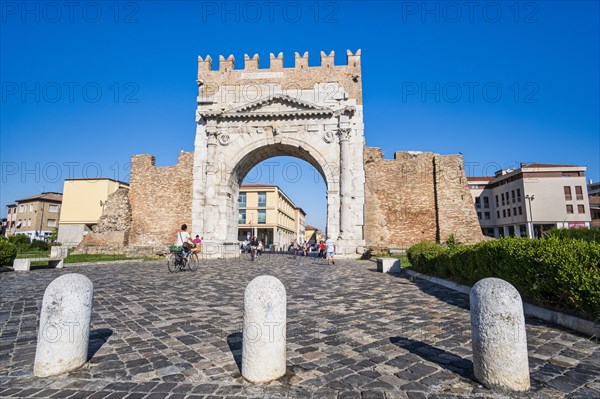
(34, 273), (94, 377)
(242, 275), (286, 383)
(377, 258), (401, 273)
(470, 278), (530, 392)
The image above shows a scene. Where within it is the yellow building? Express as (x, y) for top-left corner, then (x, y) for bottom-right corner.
(305, 225), (323, 244)
(57, 178), (129, 247)
(237, 184), (306, 249)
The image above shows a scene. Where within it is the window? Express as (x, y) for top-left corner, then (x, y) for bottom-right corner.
(47, 219), (56, 227)
(238, 209), (246, 224)
(475, 197), (481, 208)
(497, 211), (500, 218)
(19, 205), (24, 213)
(495, 195), (499, 207)
(564, 186), (572, 200)
(483, 196), (489, 208)
(518, 206), (523, 215)
(562, 172), (579, 177)
(511, 190), (516, 203)
(477, 211), (482, 220)
(566, 205), (574, 214)
(29, 204), (33, 212)
(484, 212), (490, 220)
(238, 193), (246, 208)
(501, 193), (505, 206)
(27, 218), (31, 226)
(578, 205), (585, 214)
(258, 192), (267, 207)
(507, 209), (511, 217)
(575, 186), (583, 200)
(516, 188), (521, 202)
(503, 209), (506, 218)
(257, 209), (266, 224)
(48, 204), (59, 213)
(471, 184), (479, 189)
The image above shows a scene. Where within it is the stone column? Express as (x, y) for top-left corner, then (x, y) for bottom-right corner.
(34, 273), (94, 377)
(242, 275), (286, 383)
(203, 128), (218, 239)
(470, 278), (530, 392)
(337, 128), (352, 239)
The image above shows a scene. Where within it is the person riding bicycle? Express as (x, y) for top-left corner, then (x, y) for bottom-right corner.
(176, 224), (194, 258)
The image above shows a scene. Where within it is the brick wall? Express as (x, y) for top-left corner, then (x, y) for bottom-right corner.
(434, 155), (484, 244)
(364, 148), (482, 249)
(129, 152), (194, 248)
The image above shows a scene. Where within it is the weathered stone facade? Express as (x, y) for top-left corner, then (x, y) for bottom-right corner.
(128, 152), (193, 248)
(75, 187), (133, 251)
(364, 149), (483, 249)
(124, 50), (483, 255)
(193, 51), (366, 256)
(94, 188), (131, 234)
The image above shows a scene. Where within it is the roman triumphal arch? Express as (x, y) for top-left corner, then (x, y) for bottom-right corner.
(191, 50), (366, 256)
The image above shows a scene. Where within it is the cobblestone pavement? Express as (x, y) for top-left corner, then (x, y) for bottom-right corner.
(1, 255), (599, 399)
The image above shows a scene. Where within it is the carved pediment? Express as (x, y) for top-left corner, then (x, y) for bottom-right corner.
(202, 95), (334, 119)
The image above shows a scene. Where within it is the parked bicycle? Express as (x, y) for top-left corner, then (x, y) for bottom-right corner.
(167, 246), (199, 272)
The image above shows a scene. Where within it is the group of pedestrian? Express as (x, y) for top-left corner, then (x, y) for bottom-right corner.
(294, 236), (337, 265)
(241, 238), (264, 256)
(176, 223), (337, 265)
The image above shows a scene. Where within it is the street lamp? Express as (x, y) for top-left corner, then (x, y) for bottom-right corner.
(525, 194), (535, 238)
(34, 203), (46, 240)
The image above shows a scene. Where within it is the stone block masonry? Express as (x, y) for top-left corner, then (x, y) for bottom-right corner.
(75, 187), (132, 251)
(128, 152), (194, 248)
(364, 148), (483, 249)
(197, 50), (362, 105)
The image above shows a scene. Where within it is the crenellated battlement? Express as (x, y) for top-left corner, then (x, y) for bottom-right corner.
(197, 49), (361, 73)
(197, 49), (363, 104)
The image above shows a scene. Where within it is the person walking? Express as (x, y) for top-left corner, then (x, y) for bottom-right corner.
(249, 236), (259, 260)
(318, 240), (325, 259)
(325, 235), (336, 265)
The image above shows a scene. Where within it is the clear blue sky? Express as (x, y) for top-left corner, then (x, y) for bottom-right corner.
(1, 1), (599, 231)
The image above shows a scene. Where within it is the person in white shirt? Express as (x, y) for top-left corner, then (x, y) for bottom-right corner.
(325, 235), (336, 265)
(176, 224), (193, 255)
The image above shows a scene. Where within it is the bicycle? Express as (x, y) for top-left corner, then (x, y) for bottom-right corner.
(167, 247), (199, 272)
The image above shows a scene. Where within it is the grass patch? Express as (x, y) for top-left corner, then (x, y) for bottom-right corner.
(64, 254), (141, 263)
(26, 254), (143, 267)
(388, 253), (412, 267)
(16, 251), (50, 259)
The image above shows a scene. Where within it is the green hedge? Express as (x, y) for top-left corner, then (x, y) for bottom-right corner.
(7, 234), (50, 252)
(407, 237), (600, 321)
(545, 227), (600, 243)
(0, 240), (18, 267)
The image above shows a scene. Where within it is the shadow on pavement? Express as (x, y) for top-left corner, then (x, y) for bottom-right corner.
(88, 328), (113, 360)
(389, 336), (475, 381)
(227, 332), (243, 373)
(381, 270), (471, 311)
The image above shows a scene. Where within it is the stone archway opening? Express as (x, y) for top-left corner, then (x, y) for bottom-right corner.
(230, 151), (330, 251)
(224, 141), (336, 248)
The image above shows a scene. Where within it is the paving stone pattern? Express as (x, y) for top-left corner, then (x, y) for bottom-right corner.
(1, 255), (599, 398)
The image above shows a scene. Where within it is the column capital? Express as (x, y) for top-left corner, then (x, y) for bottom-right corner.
(337, 128), (352, 142)
(207, 130), (218, 146)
